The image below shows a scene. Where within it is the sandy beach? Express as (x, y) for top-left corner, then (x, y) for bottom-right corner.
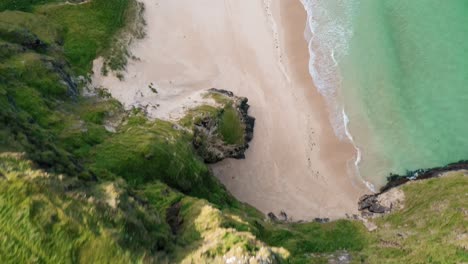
(92, 0), (367, 220)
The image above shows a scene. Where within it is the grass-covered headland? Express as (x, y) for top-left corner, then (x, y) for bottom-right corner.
(0, 1), (466, 263)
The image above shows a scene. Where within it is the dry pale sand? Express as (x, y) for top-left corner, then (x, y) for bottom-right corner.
(92, 0), (368, 220)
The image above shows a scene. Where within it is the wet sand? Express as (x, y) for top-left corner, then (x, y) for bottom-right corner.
(92, 0), (367, 221)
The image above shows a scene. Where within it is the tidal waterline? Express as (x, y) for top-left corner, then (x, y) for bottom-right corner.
(303, 0), (468, 187)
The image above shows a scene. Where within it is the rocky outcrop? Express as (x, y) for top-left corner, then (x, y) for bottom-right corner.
(313, 217), (330, 223)
(166, 202), (183, 235)
(208, 88), (255, 142)
(382, 161), (468, 192)
(359, 184), (405, 217)
(358, 195), (389, 214)
(192, 88), (255, 163)
(193, 116), (246, 162)
(0, 27), (47, 51)
(267, 211), (290, 222)
(360, 160), (468, 217)
(43, 58), (79, 98)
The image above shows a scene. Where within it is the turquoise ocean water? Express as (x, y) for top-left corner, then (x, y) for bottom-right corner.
(302, 0), (468, 188)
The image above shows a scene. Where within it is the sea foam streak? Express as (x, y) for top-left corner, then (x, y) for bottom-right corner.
(343, 109), (376, 192)
(300, 0), (374, 191)
(301, 0), (353, 138)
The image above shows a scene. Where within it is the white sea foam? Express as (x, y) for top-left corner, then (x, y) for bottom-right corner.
(300, 0), (374, 190)
(343, 109), (376, 192)
(343, 108), (377, 192)
(301, 0), (354, 138)
(342, 110), (360, 166)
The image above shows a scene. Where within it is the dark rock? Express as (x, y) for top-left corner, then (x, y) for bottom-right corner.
(369, 203), (387, 214)
(358, 194), (391, 215)
(208, 88), (234, 97)
(166, 202), (183, 235)
(268, 211), (292, 223)
(244, 115), (255, 142)
(382, 160), (468, 192)
(359, 160), (468, 217)
(358, 194), (376, 211)
(314, 218), (330, 223)
(20, 31), (47, 50)
(0, 27), (48, 51)
(267, 212), (278, 222)
(279, 211), (288, 222)
(240, 97), (256, 143)
(360, 211), (374, 218)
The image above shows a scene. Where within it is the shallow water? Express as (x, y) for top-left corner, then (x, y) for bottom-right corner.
(302, 0), (468, 187)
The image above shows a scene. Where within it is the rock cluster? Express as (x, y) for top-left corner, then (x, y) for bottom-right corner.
(358, 195), (390, 214)
(267, 211), (289, 222)
(358, 188), (405, 217)
(192, 88), (255, 163)
(359, 160), (468, 217)
(208, 88), (255, 142)
(382, 160), (468, 192)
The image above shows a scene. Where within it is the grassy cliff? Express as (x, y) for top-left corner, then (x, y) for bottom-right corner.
(0, 1), (466, 263)
(362, 173), (468, 263)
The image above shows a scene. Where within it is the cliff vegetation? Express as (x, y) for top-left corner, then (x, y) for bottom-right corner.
(0, 1), (466, 263)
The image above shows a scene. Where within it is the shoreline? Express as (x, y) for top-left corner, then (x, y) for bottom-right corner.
(278, 0), (368, 219)
(92, 0), (368, 221)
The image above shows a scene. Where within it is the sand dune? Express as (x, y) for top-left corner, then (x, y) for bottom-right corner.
(92, 0), (367, 220)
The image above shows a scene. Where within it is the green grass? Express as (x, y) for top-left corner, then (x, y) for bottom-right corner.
(89, 115), (233, 206)
(179, 94), (246, 147)
(0, 10), (62, 45)
(76, 97), (122, 125)
(139, 181), (184, 220)
(1, 2), (466, 264)
(0, 153), (290, 264)
(218, 105), (245, 145)
(0, 49), (83, 175)
(35, 0), (130, 75)
(101, 0), (145, 74)
(90, 116), (206, 187)
(0, 1), (132, 176)
(0, 0), (62, 12)
(4, 52), (69, 97)
(0, 153), (170, 263)
(362, 173), (468, 264)
(258, 220), (367, 264)
(178, 104), (219, 129)
(203, 91), (232, 105)
(170, 197), (289, 263)
(0, 152), (370, 264)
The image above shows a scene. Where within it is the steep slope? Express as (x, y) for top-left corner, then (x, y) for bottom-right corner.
(362, 173), (468, 263)
(0, 1), (466, 264)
